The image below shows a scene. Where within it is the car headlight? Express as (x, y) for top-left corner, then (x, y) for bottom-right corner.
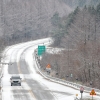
(18, 80), (21, 83)
(10, 80), (13, 82)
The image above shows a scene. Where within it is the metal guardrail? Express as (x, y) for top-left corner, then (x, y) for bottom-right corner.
(34, 50), (100, 95)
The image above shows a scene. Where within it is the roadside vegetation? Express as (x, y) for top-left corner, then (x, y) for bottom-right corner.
(40, 4), (100, 89)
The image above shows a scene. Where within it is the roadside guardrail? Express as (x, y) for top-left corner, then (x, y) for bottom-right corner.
(34, 49), (100, 96)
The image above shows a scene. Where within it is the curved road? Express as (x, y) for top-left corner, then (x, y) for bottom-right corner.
(1, 38), (99, 100)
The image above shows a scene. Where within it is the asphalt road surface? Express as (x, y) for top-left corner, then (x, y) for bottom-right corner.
(1, 38), (99, 100)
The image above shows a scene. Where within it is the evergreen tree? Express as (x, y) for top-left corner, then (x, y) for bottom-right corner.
(73, 6), (80, 15)
(88, 6), (96, 15)
(51, 12), (61, 27)
(96, 3), (100, 15)
(96, 3), (100, 22)
(66, 7), (80, 28)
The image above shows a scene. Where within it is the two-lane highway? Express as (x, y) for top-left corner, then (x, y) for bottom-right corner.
(1, 38), (100, 100)
(2, 38), (55, 100)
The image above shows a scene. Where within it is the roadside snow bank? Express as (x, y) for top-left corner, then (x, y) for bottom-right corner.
(46, 47), (64, 54)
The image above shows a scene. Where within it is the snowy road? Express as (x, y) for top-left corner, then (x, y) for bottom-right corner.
(1, 38), (100, 100)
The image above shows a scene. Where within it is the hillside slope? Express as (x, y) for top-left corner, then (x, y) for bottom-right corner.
(0, 0), (72, 42)
(46, 4), (100, 89)
(61, 0), (100, 8)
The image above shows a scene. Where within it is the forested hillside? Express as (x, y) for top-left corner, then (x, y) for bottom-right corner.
(61, 0), (100, 8)
(0, 0), (71, 49)
(0, 0), (100, 49)
(40, 4), (100, 89)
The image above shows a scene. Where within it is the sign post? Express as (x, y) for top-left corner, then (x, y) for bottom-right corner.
(90, 89), (96, 100)
(80, 87), (84, 100)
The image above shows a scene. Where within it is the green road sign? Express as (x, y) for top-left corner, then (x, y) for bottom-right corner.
(38, 45), (46, 56)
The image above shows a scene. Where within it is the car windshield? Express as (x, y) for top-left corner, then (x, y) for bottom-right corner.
(11, 76), (20, 79)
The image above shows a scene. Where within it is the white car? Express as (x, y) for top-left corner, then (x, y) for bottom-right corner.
(10, 76), (22, 86)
